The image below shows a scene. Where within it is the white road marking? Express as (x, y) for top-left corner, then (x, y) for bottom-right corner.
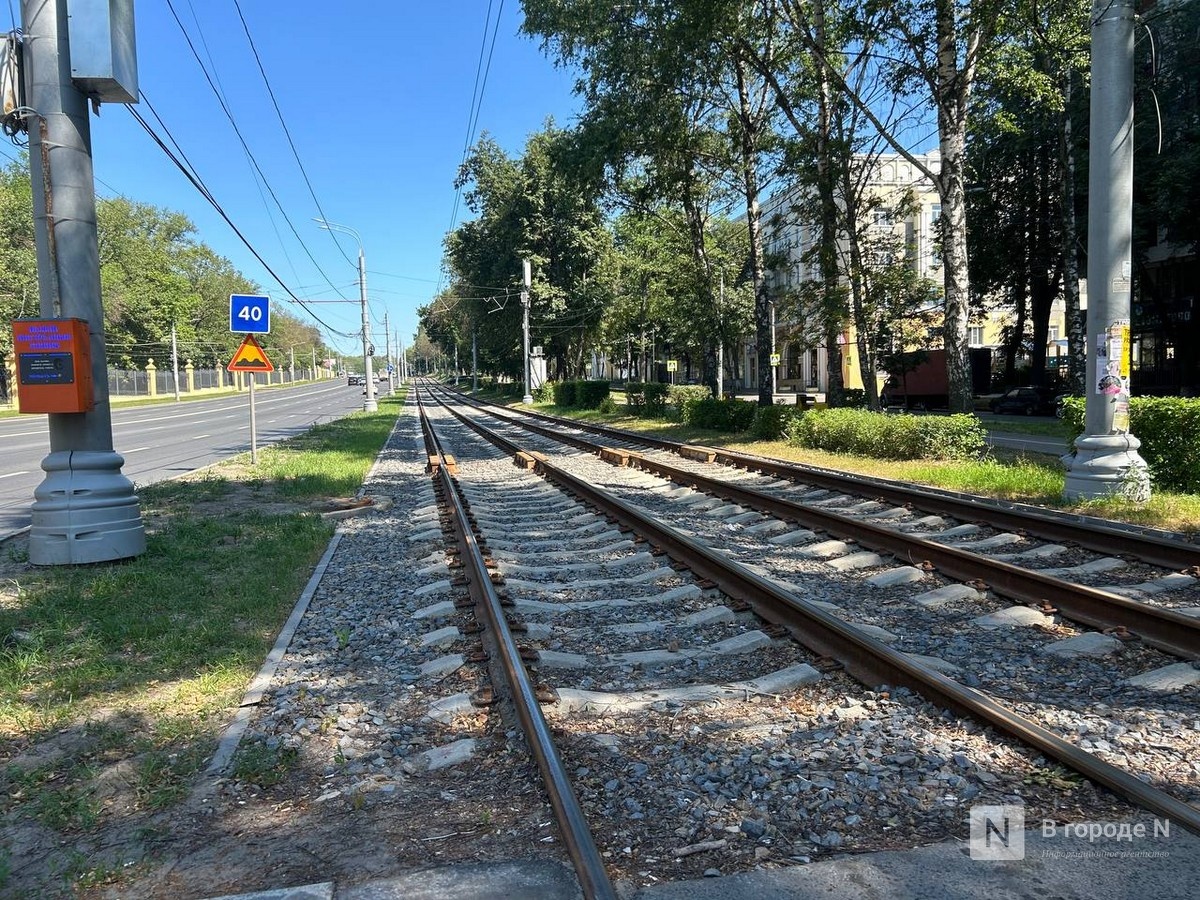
(0, 471), (30, 479)
(123, 447), (151, 453)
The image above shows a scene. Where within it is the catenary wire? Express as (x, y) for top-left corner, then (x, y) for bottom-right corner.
(123, 100), (355, 340)
(162, 0), (347, 299)
(231, 0), (355, 269)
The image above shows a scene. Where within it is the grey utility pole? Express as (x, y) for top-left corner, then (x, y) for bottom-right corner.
(316, 219), (376, 411)
(384, 310), (393, 394)
(1064, 0), (1149, 501)
(472, 328), (478, 392)
(358, 244), (377, 411)
(521, 258), (533, 404)
(22, 0), (144, 564)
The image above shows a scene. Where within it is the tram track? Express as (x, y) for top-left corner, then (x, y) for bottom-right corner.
(432, 383), (1200, 657)
(410, 381), (1199, 898)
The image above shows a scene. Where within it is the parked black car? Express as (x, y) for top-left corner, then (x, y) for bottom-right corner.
(988, 386), (1060, 416)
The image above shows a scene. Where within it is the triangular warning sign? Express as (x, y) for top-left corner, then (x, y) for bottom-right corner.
(227, 334), (275, 372)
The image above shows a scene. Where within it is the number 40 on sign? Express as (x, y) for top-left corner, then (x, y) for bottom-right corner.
(229, 294), (271, 334)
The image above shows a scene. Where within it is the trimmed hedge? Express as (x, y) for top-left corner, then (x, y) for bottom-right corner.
(786, 409), (986, 460)
(683, 396), (758, 432)
(550, 380), (611, 409)
(751, 404), (805, 440)
(669, 385), (712, 421)
(552, 381), (578, 407)
(1062, 396), (1200, 494)
(577, 380), (612, 408)
(626, 382), (670, 416)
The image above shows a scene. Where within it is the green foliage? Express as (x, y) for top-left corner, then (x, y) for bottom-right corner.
(552, 380), (578, 407)
(683, 397), (757, 432)
(1060, 395), (1084, 433)
(668, 384), (712, 421)
(625, 381), (670, 416)
(432, 126), (617, 379)
(550, 380), (610, 408)
(597, 395), (618, 415)
(533, 381), (555, 403)
(787, 410), (987, 461)
(1063, 397), (1200, 494)
(751, 404), (805, 440)
(575, 380), (611, 408)
(232, 741), (299, 789)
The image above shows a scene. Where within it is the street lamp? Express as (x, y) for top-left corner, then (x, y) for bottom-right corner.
(314, 219), (376, 412)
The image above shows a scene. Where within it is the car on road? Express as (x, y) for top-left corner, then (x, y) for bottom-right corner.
(988, 386), (1059, 416)
(347, 373), (365, 386)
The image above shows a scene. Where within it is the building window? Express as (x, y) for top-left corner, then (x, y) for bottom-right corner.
(968, 326), (984, 347)
(1048, 326), (1060, 342)
(807, 349), (819, 387)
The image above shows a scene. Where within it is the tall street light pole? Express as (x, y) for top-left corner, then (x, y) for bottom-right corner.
(522, 258), (533, 405)
(22, 0), (144, 564)
(1064, 0), (1148, 501)
(315, 219), (376, 412)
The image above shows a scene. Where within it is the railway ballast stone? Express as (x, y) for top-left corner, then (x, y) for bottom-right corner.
(1041, 632), (1125, 658)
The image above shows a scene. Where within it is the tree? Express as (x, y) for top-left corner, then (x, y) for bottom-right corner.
(0, 157), (37, 363)
(435, 125), (615, 381)
(523, 0), (785, 402)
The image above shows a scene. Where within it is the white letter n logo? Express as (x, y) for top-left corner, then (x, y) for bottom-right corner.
(970, 804), (1025, 860)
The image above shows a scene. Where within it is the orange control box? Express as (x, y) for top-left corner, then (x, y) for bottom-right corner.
(11, 318), (95, 413)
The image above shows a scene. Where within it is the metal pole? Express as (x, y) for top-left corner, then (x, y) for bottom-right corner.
(718, 274), (725, 398)
(289, 346), (295, 384)
(522, 258), (533, 404)
(311, 346), (317, 380)
(384, 311), (394, 394)
(472, 328), (478, 391)
(22, 0), (144, 564)
(171, 324), (180, 401)
(248, 375), (257, 464)
(1064, 0), (1149, 501)
(359, 247), (377, 411)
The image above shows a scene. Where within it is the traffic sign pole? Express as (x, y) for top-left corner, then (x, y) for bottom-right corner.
(249, 376), (257, 464)
(227, 334), (273, 465)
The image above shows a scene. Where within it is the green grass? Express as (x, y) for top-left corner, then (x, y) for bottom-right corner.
(491, 395), (1198, 534)
(0, 394), (402, 844)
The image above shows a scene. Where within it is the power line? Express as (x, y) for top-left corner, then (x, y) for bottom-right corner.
(162, 0), (346, 299)
(123, 98), (354, 340)
(231, 0), (355, 270)
(438, 0), (507, 293)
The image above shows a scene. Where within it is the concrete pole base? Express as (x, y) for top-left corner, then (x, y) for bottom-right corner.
(1062, 433), (1151, 503)
(522, 395), (534, 404)
(30, 450), (146, 565)
(363, 400), (378, 412)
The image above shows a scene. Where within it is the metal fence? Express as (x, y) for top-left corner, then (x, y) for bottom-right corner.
(105, 366), (321, 399)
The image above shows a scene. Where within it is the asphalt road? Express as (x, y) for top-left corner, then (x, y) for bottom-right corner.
(0, 379), (392, 539)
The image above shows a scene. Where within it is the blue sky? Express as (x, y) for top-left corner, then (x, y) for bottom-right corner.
(6, 1), (583, 358)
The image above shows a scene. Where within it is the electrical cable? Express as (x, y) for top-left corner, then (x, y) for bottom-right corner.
(122, 100), (356, 340)
(231, 0), (355, 269)
(438, 0), (506, 293)
(162, 0), (347, 299)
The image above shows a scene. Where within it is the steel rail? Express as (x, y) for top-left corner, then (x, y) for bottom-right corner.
(416, 389), (617, 900)
(428, 385), (1200, 660)
(428, 387), (1200, 838)
(440, 384), (1200, 571)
